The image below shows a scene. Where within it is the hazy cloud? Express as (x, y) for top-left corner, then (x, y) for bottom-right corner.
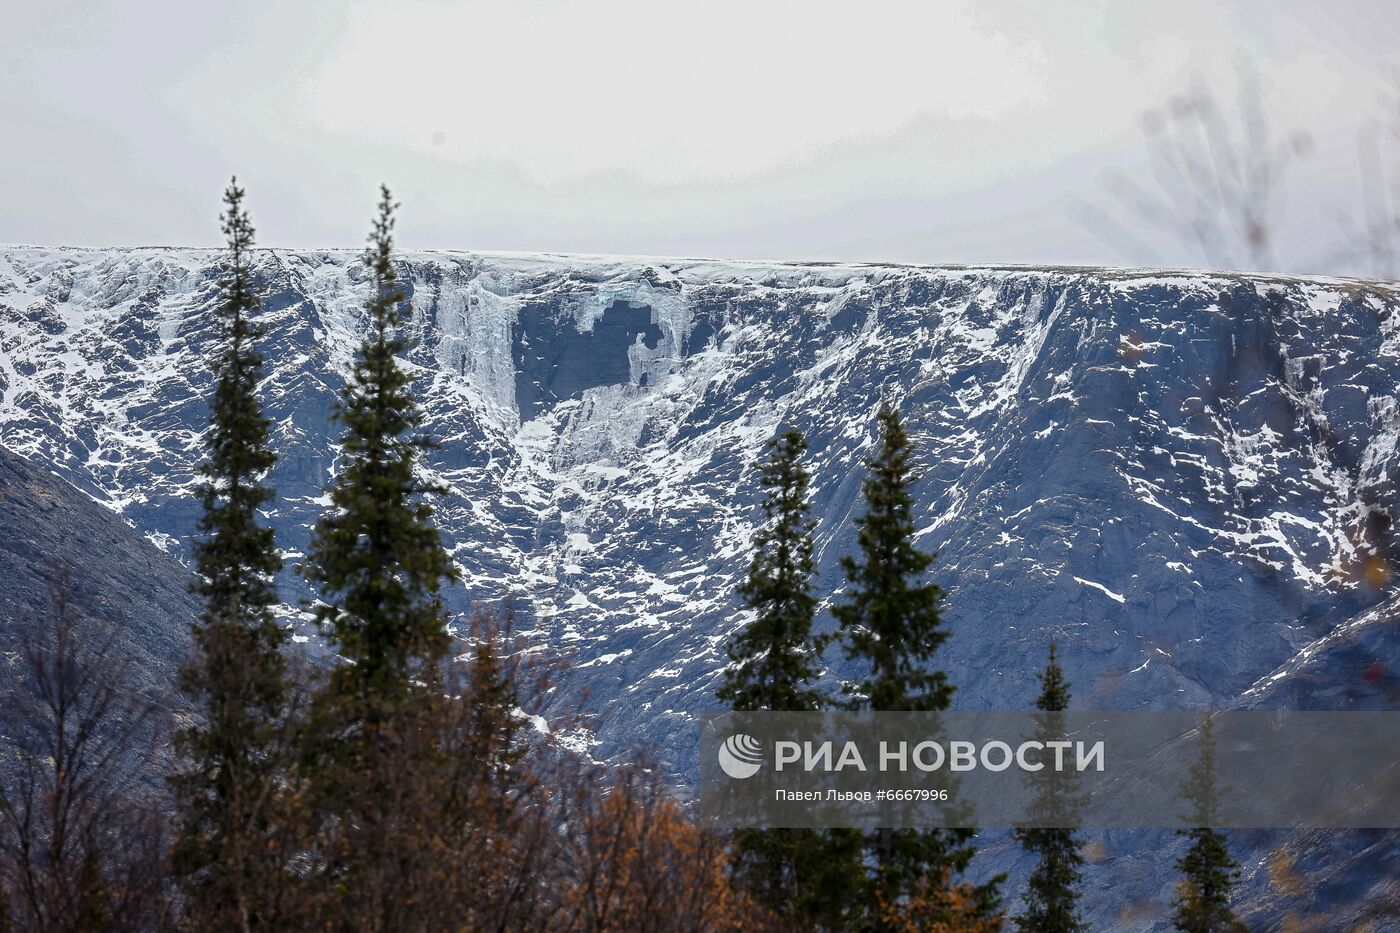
(2, 0), (1397, 274)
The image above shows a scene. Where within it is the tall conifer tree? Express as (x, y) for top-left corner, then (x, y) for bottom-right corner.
(172, 179), (291, 931)
(1012, 642), (1087, 933)
(718, 430), (863, 929)
(1172, 717), (1247, 933)
(832, 405), (951, 713)
(829, 403), (999, 927)
(719, 429), (822, 712)
(305, 184), (455, 701)
(301, 186), (458, 927)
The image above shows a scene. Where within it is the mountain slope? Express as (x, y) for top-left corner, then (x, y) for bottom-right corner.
(0, 442), (195, 696)
(3, 249), (1396, 720)
(2, 247), (1399, 927)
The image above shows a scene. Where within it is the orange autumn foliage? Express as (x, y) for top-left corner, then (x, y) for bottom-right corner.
(555, 766), (778, 933)
(877, 869), (1006, 933)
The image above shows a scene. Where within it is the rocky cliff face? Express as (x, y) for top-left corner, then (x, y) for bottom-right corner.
(2, 247), (1399, 927)
(0, 443), (194, 704)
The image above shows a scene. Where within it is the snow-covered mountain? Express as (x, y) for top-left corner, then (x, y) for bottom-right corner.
(3, 246), (1399, 927)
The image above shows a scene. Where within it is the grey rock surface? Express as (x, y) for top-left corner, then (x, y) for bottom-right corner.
(0, 443), (194, 698)
(3, 247), (1399, 928)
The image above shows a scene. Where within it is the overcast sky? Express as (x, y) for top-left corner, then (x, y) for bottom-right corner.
(3, 0), (1398, 275)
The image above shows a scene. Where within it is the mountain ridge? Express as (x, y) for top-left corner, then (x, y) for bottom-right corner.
(4, 243), (1388, 287)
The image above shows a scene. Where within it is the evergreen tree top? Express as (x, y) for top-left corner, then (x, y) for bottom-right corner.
(831, 404), (951, 712)
(1036, 641), (1071, 713)
(1180, 715), (1226, 828)
(218, 178), (257, 311)
(192, 176), (280, 616)
(1171, 715), (1245, 932)
(366, 185), (402, 317)
(1012, 642), (1087, 933)
(304, 185), (455, 699)
(719, 429), (822, 713)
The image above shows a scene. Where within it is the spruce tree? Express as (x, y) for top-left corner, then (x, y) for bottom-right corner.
(1172, 716), (1247, 933)
(301, 186), (458, 927)
(718, 429), (822, 713)
(831, 405), (951, 713)
(829, 403), (999, 925)
(172, 179), (291, 931)
(304, 184), (455, 702)
(1012, 642), (1087, 933)
(718, 430), (864, 929)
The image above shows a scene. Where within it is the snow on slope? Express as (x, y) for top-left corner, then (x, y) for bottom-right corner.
(6, 247), (1400, 928)
(2, 248), (1399, 742)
